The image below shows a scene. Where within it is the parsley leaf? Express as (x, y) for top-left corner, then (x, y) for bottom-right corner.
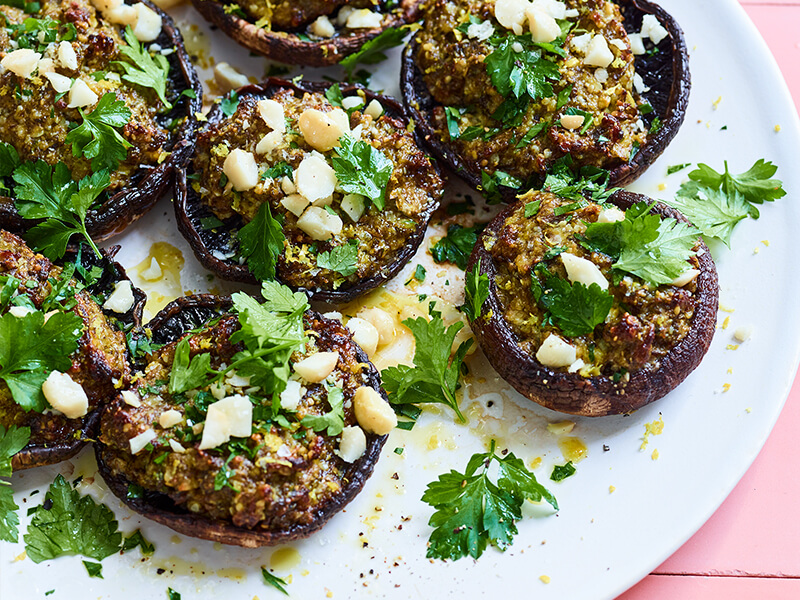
(168, 336), (213, 395)
(13, 161), (107, 259)
(0, 311), (84, 411)
(167, 588), (181, 600)
(115, 26), (172, 109)
(64, 93), (132, 171)
(316, 242), (358, 276)
(480, 170), (522, 204)
(261, 567), (290, 595)
(381, 314), (472, 422)
(430, 224), (483, 270)
(583, 202), (697, 286)
(0, 141), (20, 178)
(485, 34), (560, 102)
(331, 134), (393, 210)
(121, 529), (155, 555)
(422, 441), (557, 561)
(324, 83), (344, 108)
(301, 386), (345, 436)
(220, 90), (239, 118)
(689, 159), (786, 206)
(0, 424), (31, 543)
(550, 462), (576, 481)
(237, 202), (286, 281)
(82, 560), (103, 578)
(340, 26), (413, 79)
(262, 161), (293, 181)
(665, 184), (749, 247)
(462, 260), (489, 321)
(532, 270), (613, 337)
(543, 157), (616, 203)
(24, 474), (123, 563)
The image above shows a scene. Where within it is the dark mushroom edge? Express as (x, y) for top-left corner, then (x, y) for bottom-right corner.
(190, 0), (419, 66)
(95, 294), (390, 547)
(467, 190), (718, 417)
(1, 231), (145, 470)
(401, 0), (690, 202)
(0, 0), (203, 241)
(175, 78), (443, 303)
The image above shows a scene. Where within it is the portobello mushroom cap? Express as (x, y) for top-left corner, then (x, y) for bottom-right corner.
(401, 0), (690, 201)
(467, 190), (718, 416)
(191, 0), (419, 66)
(0, 0), (203, 241)
(95, 294), (390, 547)
(0, 231), (145, 470)
(175, 78), (443, 303)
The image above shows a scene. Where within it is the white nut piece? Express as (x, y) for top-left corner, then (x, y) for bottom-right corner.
(159, 409), (183, 428)
(641, 14), (668, 44)
(560, 114), (585, 130)
(42, 371), (88, 419)
(560, 252), (609, 290)
(734, 325), (753, 343)
(199, 394), (253, 450)
(294, 351), (339, 383)
(357, 307), (395, 347)
(583, 34), (614, 68)
(131, 3), (163, 42)
(256, 131), (283, 156)
(347, 317), (379, 358)
(298, 108), (345, 152)
(337, 426), (367, 462)
(168, 439), (186, 453)
(296, 206), (343, 241)
(346, 8), (383, 29)
(280, 379), (306, 411)
(1, 49), (41, 79)
(353, 386), (396, 435)
(103, 280), (135, 313)
(140, 257), (163, 281)
(340, 193), (365, 222)
(8, 306), (34, 318)
(213, 62), (249, 93)
(44, 72), (72, 94)
(597, 206), (625, 223)
(296, 152), (338, 202)
(628, 33), (645, 55)
(526, 6), (560, 43)
(129, 428), (156, 454)
(257, 99), (286, 133)
(281, 193), (310, 217)
(364, 99), (383, 120)
(36, 58), (54, 74)
(671, 268), (700, 287)
(341, 96), (364, 111)
(570, 32), (592, 54)
(57, 41), (78, 70)
(310, 15), (336, 38)
(121, 390), (141, 407)
(223, 148), (259, 191)
(328, 107), (350, 133)
(536, 334), (577, 368)
(494, 0), (529, 34)
(67, 79), (99, 109)
(105, 4), (137, 26)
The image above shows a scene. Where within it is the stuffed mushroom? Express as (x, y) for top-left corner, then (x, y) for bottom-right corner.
(467, 189), (718, 416)
(0, 230), (144, 470)
(95, 286), (395, 547)
(402, 0), (690, 201)
(175, 78), (444, 303)
(0, 0), (202, 241)
(191, 0), (420, 66)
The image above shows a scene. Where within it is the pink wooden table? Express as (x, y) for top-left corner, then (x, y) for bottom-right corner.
(618, 2), (800, 597)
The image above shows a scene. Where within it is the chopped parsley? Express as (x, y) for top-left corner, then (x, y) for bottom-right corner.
(65, 93), (132, 172)
(0, 425), (30, 543)
(663, 159), (785, 246)
(583, 202), (697, 286)
(550, 462), (576, 481)
(429, 224), (483, 270)
(301, 386), (345, 436)
(480, 170), (523, 204)
(331, 134), (393, 210)
(237, 202), (286, 281)
(115, 26), (171, 109)
(381, 310), (472, 422)
(24, 474), (123, 563)
(340, 26), (414, 79)
(261, 567), (289, 595)
(121, 529), (155, 555)
(667, 163), (691, 175)
(220, 90), (240, 118)
(461, 261), (489, 321)
(422, 440), (557, 561)
(542, 156), (616, 203)
(531, 267), (613, 337)
(316, 242), (358, 276)
(82, 560), (103, 578)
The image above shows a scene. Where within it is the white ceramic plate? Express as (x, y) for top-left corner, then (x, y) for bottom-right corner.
(4, 1), (800, 598)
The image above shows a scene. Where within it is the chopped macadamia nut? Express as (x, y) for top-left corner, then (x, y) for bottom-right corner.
(223, 148), (259, 191)
(353, 386), (396, 435)
(293, 352), (339, 383)
(1, 49), (41, 79)
(337, 426), (367, 462)
(536, 334), (577, 367)
(42, 371), (88, 419)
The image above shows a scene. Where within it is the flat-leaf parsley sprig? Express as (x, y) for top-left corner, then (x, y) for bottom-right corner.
(422, 440), (558, 561)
